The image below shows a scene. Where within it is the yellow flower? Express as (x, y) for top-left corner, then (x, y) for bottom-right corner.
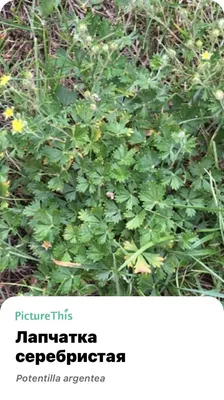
(0, 180), (10, 197)
(24, 71), (33, 80)
(12, 119), (24, 133)
(3, 107), (14, 120)
(214, 90), (224, 101)
(90, 103), (97, 111)
(84, 90), (91, 98)
(1, 201), (9, 209)
(201, 51), (212, 61)
(0, 74), (11, 86)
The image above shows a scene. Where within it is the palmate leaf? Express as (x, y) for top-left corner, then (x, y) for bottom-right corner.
(48, 177), (65, 192)
(123, 240), (164, 274)
(115, 187), (138, 210)
(115, 188), (130, 203)
(105, 202), (122, 223)
(64, 225), (78, 244)
(63, 184), (77, 202)
(113, 145), (137, 166)
(126, 210), (146, 230)
(186, 207), (196, 218)
(177, 189), (205, 217)
(87, 243), (108, 262)
(43, 146), (63, 163)
(139, 182), (166, 210)
(162, 170), (184, 191)
(111, 165), (130, 182)
(123, 240), (149, 272)
(144, 253), (165, 268)
(134, 256), (151, 274)
(55, 85), (77, 106)
(34, 224), (52, 240)
(124, 240), (138, 254)
(79, 224), (93, 243)
(135, 150), (160, 172)
(0, 222), (10, 240)
(76, 177), (89, 193)
(170, 175), (184, 191)
(106, 122), (133, 137)
(78, 210), (100, 224)
(129, 129), (146, 144)
(52, 268), (81, 294)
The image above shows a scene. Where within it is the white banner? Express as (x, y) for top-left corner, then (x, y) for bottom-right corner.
(0, 297), (223, 400)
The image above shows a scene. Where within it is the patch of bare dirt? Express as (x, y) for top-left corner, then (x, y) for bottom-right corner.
(0, 263), (36, 304)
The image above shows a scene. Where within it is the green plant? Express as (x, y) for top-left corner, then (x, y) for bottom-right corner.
(0, 0), (224, 298)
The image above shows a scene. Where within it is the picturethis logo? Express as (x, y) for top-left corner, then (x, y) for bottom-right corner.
(15, 310), (73, 321)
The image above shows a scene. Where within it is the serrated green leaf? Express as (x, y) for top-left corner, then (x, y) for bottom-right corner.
(55, 85), (77, 106)
(87, 243), (108, 262)
(126, 210), (146, 230)
(170, 175), (184, 190)
(64, 225), (78, 244)
(76, 177), (89, 193)
(139, 182), (166, 210)
(34, 224), (52, 240)
(144, 253), (165, 268)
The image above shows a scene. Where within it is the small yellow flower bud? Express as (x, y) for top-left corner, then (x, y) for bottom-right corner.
(186, 40), (194, 49)
(86, 35), (92, 43)
(197, 63), (205, 72)
(3, 107), (14, 119)
(218, 19), (224, 30)
(84, 90), (91, 98)
(24, 71), (33, 80)
(192, 73), (201, 83)
(196, 40), (203, 48)
(214, 90), (224, 101)
(92, 45), (100, 54)
(179, 8), (188, 18)
(0, 74), (11, 86)
(210, 29), (220, 39)
(79, 23), (87, 32)
(90, 103), (97, 111)
(167, 49), (176, 58)
(12, 119), (25, 133)
(102, 44), (109, 52)
(110, 42), (119, 50)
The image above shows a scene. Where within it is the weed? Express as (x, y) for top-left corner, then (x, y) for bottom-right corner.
(0, 0), (224, 300)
